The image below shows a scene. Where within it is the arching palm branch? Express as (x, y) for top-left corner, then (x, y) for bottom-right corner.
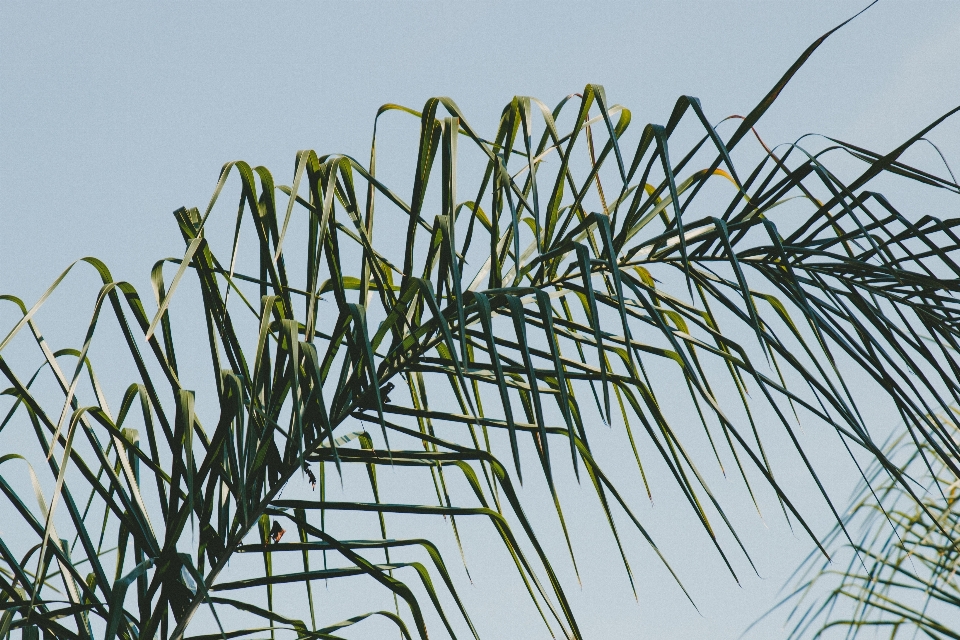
(3, 13), (960, 640)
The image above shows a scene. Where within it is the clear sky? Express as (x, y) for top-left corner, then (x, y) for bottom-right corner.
(2, 2), (960, 638)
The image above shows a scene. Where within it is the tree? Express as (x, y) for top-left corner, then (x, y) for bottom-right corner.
(2, 10), (959, 639)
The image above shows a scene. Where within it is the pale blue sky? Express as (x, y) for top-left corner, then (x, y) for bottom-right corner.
(2, 2), (960, 638)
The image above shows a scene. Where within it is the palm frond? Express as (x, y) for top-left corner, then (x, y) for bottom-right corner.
(781, 407), (960, 639)
(3, 12), (960, 638)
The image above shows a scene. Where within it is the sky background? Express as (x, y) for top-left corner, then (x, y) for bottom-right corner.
(2, 2), (960, 638)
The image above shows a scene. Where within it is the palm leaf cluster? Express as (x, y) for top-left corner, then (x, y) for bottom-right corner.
(783, 409), (960, 639)
(2, 16), (960, 639)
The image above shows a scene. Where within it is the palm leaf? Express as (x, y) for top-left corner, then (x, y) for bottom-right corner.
(3, 10), (960, 638)
(779, 406), (960, 639)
